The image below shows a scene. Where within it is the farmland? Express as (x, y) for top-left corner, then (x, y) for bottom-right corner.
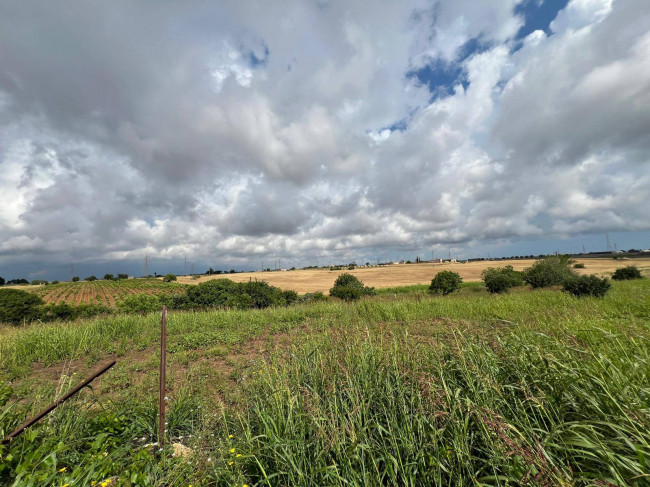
(0, 276), (649, 485)
(179, 257), (650, 293)
(17, 279), (188, 307)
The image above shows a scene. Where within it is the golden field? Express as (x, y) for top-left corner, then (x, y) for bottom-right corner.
(178, 257), (650, 294)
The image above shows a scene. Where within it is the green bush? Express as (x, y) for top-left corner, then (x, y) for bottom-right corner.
(429, 271), (462, 295)
(118, 294), (163, 314)
(163, 273), (177, 282)
(185, 279), (292, 310)
(299, 291), (329, 303)
(573, 263), (585, 269)
(612, 266), (643, 280)
(104, 273), (114, 280)
(524, 256), (576, 288)
(41, 303), (79, 321)
(329, 273), (376, 301)
(85, 275), (97, 281)
(562, 274), (611, 297)
(0, 289), (44, 325)
(72, 276), (80, 282)
(481, 266), (524, 293)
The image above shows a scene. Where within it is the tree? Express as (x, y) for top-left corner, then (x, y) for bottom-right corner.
(329, 273), (375, 301)
(117, 273), (129, 279)
(104, 273), (114, 280)
(429, 271), (462, 295)
(524, 256), (575, 288)
(163, 273), (177, 282)
(482, 266), (524, 293)
(0, 276), (4, 286)
(72, 276), (80, 282)
(85, 275), (97, 281)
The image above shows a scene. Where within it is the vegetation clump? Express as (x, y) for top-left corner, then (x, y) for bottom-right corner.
(186, 279), (297, 309)
(481, 265), (524, 293)
(329, 273), (376, 301)
(573, 263), (585, 269)
(163, 273), (178, 282)
(429, 270), (462, 295)
(612, 265), (643, 280)
(562, 274), (611, 297)
(524, 255), (575, 288)
(0, 289), (44, 325)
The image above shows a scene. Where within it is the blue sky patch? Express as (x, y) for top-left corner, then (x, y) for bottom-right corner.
(515, 0), (570, 39)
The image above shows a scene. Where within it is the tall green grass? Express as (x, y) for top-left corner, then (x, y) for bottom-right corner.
(211, 326), (650, 485)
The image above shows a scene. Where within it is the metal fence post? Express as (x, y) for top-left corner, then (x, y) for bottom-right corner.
(159, 305), (167, 447)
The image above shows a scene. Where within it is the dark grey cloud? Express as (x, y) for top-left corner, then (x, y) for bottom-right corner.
(1, 0), (649, 277)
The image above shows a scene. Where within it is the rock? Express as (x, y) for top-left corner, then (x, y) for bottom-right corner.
(172, 442), (193, 459)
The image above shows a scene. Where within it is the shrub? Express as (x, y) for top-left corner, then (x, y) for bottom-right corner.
(0, 276), (4, 286)
(329, 273), (375, 301)
(299, 291), (329, 303)
(429, 271), (462, 295)
(562, 274), (611, 297)
(573, 263), (585, 269)
(117, 273), (129, 279)
(185, 279), (291, 310)
(0, 289), (44, 325)
(524, 256), (576, 288)
(163, 273), (177, 282)
(41, 303), (79, 321)
(281, 290), (299, 306)
(118, 294), (163, 314)
(85, 275), (97, 281)
(612, 266), (643, 280)
(72, 276), (80, 282)
(482, 266), (524, 293)
(104, 273), (114, 280)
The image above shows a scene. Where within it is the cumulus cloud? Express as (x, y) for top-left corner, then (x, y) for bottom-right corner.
(0, 0), (649, 274)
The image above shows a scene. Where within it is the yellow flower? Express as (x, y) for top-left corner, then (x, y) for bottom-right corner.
(62, 484), (70, 487)
(59, 467), (67, 473)
(236, 453), (242, 457)
(243, 484), (249, 487)
(228, 434), (234, 438)
(92, 482), (98, 486)
(228, 461), (234, 465)
(230, 448), (235, 453)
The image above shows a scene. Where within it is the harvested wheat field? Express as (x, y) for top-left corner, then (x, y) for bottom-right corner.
(178, 257), (650, 294)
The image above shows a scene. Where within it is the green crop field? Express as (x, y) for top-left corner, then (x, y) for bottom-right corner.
(0, 279), (649, 485)
(19, 279), (189, 307)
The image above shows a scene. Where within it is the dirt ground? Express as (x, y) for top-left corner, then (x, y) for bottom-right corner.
(177, 257), (650, 294)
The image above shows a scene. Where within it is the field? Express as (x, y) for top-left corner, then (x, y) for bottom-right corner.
(15, 279), (188, 307)
(178, 257), (650, 293)
(0, 278), (649, 485)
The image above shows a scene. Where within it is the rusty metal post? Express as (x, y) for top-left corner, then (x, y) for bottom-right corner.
(2, 360), (116, 444)
(158, 305), (167, 447)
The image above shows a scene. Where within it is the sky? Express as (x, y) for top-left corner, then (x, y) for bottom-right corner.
(1, 0), (649, 280)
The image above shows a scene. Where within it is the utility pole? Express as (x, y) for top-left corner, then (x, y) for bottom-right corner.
(144, 254), (149, 277)
(606, 234), (612, 252)
(582, 244), (586, 254)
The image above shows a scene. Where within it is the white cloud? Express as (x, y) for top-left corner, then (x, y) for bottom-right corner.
(0, 0), (648, 271)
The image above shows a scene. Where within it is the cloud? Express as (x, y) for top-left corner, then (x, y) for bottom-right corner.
(0, 0), (649, 274)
